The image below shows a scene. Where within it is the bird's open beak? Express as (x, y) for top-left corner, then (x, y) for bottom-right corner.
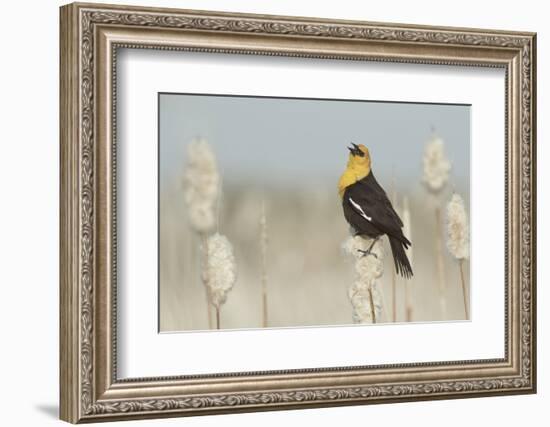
(348, 143), (363, 156)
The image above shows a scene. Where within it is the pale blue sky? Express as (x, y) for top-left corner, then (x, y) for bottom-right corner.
(159, 94), (470, 193)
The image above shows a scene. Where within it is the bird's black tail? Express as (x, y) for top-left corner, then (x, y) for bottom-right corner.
(389, 236), (413, 278)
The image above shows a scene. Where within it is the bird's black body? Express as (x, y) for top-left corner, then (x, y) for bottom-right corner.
(342, 171), (413, 278)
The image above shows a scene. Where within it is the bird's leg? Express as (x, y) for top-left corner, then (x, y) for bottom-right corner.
(357, 236), (380, 259)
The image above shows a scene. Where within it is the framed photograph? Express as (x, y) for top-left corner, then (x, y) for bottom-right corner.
(60, 2), (537, 423)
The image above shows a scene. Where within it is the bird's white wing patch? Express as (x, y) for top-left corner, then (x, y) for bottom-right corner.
(348, 197), (372, 222)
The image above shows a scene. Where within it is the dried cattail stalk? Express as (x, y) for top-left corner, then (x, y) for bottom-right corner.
(402, 196), (414, 322)
(199, 234), (212, 328)
(343, 236), (384, 324)
(422, 132), (450, 319)
(203, 233), (237, 329)
(435, 205), (447, 319)
(390, 176), (397, 322)
(260, 201), (269, 328)
(422, 133), (451, 193)
(446, 193), (470, 319)
(183, 138), (220, 329)
(183, 138), (220, 234)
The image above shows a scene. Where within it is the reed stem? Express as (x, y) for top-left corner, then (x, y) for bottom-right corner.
(215, 306), (220, 330)
(390, 176), (397, 322)
(435, 206), (447, 318)
(368, 285), (377, 324)
(200, 233), (213, 329)
(459, 259), (469, 319)
(391, 275), (396, 322)
(402, 196), (414, 323)
(262, 289), (268, 328)
(260, 201), (268, 328)
(405, 284), (413, 322)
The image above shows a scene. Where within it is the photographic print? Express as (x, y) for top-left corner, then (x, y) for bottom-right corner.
(159, 93), (471, 332)
(60, 5), (536, 420)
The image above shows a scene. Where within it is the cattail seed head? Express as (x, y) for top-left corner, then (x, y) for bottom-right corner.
(204, 233), (237, 308)
(446, 193), (469, 260)
(348, 282), (383, 324)
(422, 133), (451, 193)
(183, 138), (220, 233)
(343, 236), (384, 323)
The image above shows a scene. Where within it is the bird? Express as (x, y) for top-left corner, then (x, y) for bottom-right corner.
(338, 143), (413, 278)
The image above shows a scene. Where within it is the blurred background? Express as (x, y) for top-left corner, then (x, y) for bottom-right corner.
(159, 93), (470, 332)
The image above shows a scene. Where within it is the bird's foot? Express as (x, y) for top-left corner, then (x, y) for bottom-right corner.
(357, 249), (378, 259)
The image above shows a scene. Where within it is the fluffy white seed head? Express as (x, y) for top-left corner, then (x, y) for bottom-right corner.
(342, 236), (384, 323)
(342, 236), (384, 263)
(446, 193), (470, 260)
(183, 138), (220, 233)
(348, 281), (383, 324)
(422, 133), (451, 193)
(204, 233), (237, 308)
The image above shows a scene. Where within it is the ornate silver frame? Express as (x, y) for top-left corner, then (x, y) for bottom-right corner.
(60, 2), (536, 423)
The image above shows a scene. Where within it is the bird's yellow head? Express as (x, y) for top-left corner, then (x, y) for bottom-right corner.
(338, 143), (372, 198)
(347, 143), (371, 170)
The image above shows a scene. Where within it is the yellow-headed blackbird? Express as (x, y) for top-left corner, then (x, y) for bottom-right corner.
(338, 143), (413, 278)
